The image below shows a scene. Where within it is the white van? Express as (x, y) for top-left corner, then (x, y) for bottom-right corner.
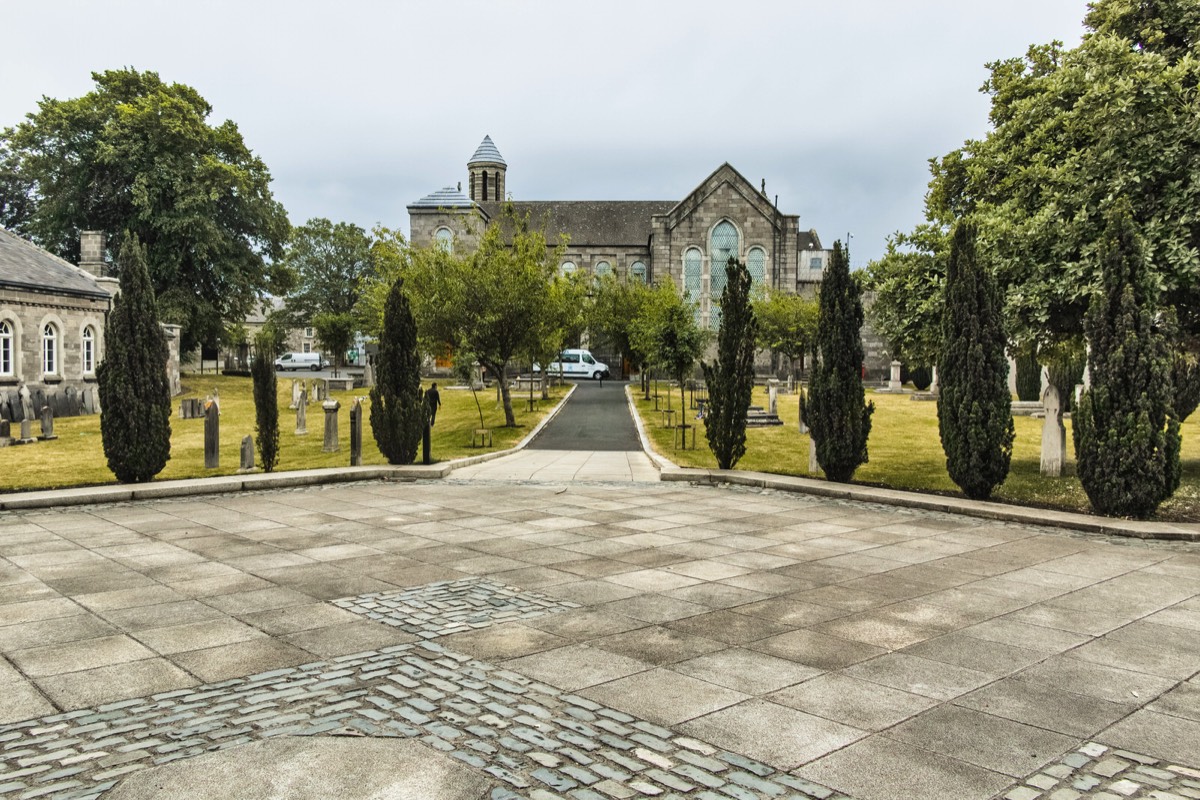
(535, 349), (610, 380)
(274, 352), (328, 371)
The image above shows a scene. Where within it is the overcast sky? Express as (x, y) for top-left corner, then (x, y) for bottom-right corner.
(3, 1), (1088, 267)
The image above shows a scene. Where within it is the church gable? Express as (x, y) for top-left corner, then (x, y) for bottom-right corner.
(662, 163), (779, 232)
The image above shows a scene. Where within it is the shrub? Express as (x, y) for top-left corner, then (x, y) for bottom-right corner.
(1015, 348), (1041, 401)
(251, 334), (279, 472)
(370, 278), (425, 464)
(702, 258), (756, 470)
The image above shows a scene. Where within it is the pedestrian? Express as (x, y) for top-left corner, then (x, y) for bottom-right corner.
(426, 382), (442, 427)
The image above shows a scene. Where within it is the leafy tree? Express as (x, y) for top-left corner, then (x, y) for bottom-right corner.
(526, 271), (587, 399)
(865, 220), (950, 368)
(97, 233), (171, 482)
(251, 333), (280, 472)
(283, 217), (375, 324)
(1172, 349), (1200, 422)
(703, 258), (756, 470)
(370, 278), (425, 465)
(1074, 203), (1181, 518)
(1043, 339), (1087, 414)
(801, 241), (874, 483)
(937, 221), (1014, 500)
(311, 311), (355, 375)
(752, 287), (818, 380)
(588, 273), (654, 381)
(633, 278), (707, 411)
(1, 68), (290, 353)
(356, 226), (408, 340)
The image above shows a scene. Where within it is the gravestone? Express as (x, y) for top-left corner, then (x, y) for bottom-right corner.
(17, 419), (34, 444)
(1040, 384), (1066, 477)
(313, 381), (324, 403)
(767, 380), (779, 416)
(18, 382), (34, 423)
(808, 437), (819, 474)
(38, 406), (56, 441)
(289, 380), (300, 410)
(209, 388), (220, 411)
(349, 398), (363, 466)
(470, 362), (484, 390)
(929, 366), (939, 394)
(363, 362), (376, 388)
(0, 418), (10, 446)
(204, 400), (219, 469)
(786, 374), (794, 395)
(888, 360), (903, 392)
(322, 400), (340, 452)
(239, 435), (255, 473)
(295, 390), (308, 435)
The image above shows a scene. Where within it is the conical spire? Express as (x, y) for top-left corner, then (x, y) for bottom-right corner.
(468, 135), (506, 166)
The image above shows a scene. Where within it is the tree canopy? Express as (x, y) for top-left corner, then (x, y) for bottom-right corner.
(0, 68), (291, 353)
(283, 218), (376, 323)
(751, 287), (819, 374)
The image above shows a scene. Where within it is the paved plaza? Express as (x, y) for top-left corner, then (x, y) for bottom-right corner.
(2, 474), (1200, 799)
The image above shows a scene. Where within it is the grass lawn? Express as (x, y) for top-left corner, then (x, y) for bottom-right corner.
(1, 374), (567, 493)
(633, 383), (1200, 522)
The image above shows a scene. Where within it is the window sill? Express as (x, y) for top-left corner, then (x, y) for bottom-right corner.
(43, 376), (63, 384)
(0, 377), (18, 386)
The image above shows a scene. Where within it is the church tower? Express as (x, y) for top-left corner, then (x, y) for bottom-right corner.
(467, 135), (507, 202)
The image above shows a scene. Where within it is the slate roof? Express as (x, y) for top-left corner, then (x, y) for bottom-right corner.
(409, 186), (475, 209)
(468, 135), (506, 166)
(0, 227), (110, 299)
(478, 201), (676, 246)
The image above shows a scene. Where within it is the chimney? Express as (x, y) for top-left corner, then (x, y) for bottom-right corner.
(79, 231), (106, 277)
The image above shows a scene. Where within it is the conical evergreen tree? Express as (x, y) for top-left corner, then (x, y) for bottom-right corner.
(1074, 202), (1180, 518)
(97, 233), (172, 482)
(370, 278), (426, 464)
(1015, 348), (1041, 402)
(251, 333), (280, 472)
(937, 220), (1014, 500)
(702, 258), (757, 470)
(801, 241), (874, 482)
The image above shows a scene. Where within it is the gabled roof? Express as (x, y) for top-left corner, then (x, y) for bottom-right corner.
(478, 201), (676, 246)
(468, 135), (506, 167)
(0, 227), (111, 299)
(662, 162), (785, 230)
(408, 186), (475, 209)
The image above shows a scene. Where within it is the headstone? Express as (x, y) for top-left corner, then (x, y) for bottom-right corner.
(204, 400), (219, 469)
(0, 418), (10, 446)
(767, 380), (779, 416)
(888, 360), (903, 392)
(1040, 384), (1066, 477)
(210, 388), (220, 411)
(363, 362), (376, 388)
(786, 374), (794, 395)
(929, 366), (939, 395)
(470, 362), (484, 390)
(18, 382), (34, 423)
(38, 405), (56, 441)
(18, 419), (34, 444)
(239, 435), (255, 473)
(296, 390), (308, 435)
(289, 380), (300, 410)
(349, 398), (363, 466)
(313, 381), (324, 403)
(322, 400), (340, 452)
(808, 437), (819, 474)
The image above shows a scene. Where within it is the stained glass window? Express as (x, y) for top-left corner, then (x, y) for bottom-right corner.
(709, 221), (739, 327)
(630, 261), (647, 283)
(748, 247), (766, 286)
(684, 248), (703, 326)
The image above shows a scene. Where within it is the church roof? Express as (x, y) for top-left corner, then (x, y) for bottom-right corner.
(468, 135), (506, 166)
(409, 186), (475, 209)
(0, 227), (111, 299)
(478, 201), (676, 246)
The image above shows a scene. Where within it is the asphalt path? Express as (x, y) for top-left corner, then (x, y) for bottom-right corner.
(527, 380), (642, 451)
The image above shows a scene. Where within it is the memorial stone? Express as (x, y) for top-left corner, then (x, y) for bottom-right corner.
(204, 401), (219, 469)
(240, 435), (255, 472)
(39, 406), (56, 440)
(1040, 384), (1066, 477)
(18, 382), (34, 423)
(768, 380), (779, 416)
(323, 400), (340, 452)
(290, 380), (300, 409)
(296, 390), (308, 435)
(888, 360), (903, 392)
(809, 437), (819, 473)
(349, 398), (363, 466)
(18, 419), (34, 444)
(0, 418), (10, 446)
(363, 362), (376, 388)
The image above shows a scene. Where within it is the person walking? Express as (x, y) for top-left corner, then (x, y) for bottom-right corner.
(426, 382), (442, 427)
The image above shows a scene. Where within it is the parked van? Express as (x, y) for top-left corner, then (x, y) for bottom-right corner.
(274, 352), (328, 371)
(535, 349), (610, 380)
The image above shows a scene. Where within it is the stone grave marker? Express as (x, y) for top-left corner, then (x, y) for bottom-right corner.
(349, 398), (363, 466)
(323, 400), (340, 452)
(0, 418), (10, 446)
(768, 379), (779, 415)
(38, 406), (56, 440)
(363, 362), (376, 388)
(239, 435), (255, 473)
(204, 400), (219, 469)
(887, 360), (903, 392)
(296, 390), (308, 435)
(1040, 384), (1066, 477)
(17, 418), (34, 444)
(809, 437), (819, 473)
(289, 379), (300, 409)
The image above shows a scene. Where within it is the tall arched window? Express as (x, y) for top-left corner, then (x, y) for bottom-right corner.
(560, 261), (577, 275)
(630, 261), (647, 283)
(82, 326), (96, 374)
(709, 221), (739, 326)
(747, 247), (766, 286)
(435, 227), (454, 254)
(42, 323), (58, 376)
(594, 261), (612, 279)
(684, 247), (703, 326)
(0, 321), (12, 377)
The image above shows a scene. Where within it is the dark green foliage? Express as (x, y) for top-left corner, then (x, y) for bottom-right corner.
(370, 278), (425, 465)
(251, 334), (279, 472)
(1073, 204), (1181, 518)
(97, 233), (171, 483)
(1045, 347), (1086, 413)
(1171, 350), (1200, 421)
(702, 258), (757, 470)
(1015, 349), (1042, 402)
(937, 221), (1014, 500)
(801, 241), (874, 482)
(901, 365), (933, 391)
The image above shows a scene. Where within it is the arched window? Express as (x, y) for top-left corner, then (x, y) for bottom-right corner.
(82, 326), (96, 374)
(630, 261), (647, 283)
(435, 227), (454, 254)
(0, 321), (12, 376)
(594, 261), (612, 279)
(747, 247), (766, 286)
(709, 221), (739, 326)
(560, 261), (577, 275)
(42, 323), (58, 376)
(684, 247), (703, 326)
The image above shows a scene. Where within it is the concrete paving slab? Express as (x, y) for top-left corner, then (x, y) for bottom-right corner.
(36, 656), (196, 708)
(956, 676), (1136, 738)
(1099, 709), (1200, 765)
(770, 673), (939, 730)
(0, 680), (55, 725)
(672, 647), (823, 695)
(579, 667), (750, 726)
(502, 643), (652, 691)
(680, 698), (866, 769)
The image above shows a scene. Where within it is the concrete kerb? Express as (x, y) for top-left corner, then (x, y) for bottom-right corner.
(625, 384), (672, 472)
(0, 383), (576, 511)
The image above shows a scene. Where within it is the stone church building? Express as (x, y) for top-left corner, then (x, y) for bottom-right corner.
(409, 136), (833, 331)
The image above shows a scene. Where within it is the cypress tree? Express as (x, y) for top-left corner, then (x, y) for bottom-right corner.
(1074, 203), (1180, 518)
(702, 258), (757, 470)
(1015, 348), (1041, 401)
(97, 233), (172, 482)
(251, 333), (279, 472)
(937, 220), (1014, 500)
(370, 277), (425, 464)
(801, 241), (874, 482)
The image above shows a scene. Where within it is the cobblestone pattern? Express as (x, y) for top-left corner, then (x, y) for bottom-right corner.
(1000, 741), (1200, 800)
(332, 578), (580, 639)
(0, 640), (849, 800)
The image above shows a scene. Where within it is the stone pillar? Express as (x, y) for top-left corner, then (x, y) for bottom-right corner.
(349, 398), (363, 466)
(289, 380), (300, 410)
(204, 400), (219, 469)
(888, 360), (902, 392)
(38, 406), (56, 441)
(322, 400), (340, 452)
(471, 362), (483, 390)
(296, 390), (308, 435)
(240, 435), (255, 472)
(929, 366), (939, 395)
(1040, 384), (1066, 477)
